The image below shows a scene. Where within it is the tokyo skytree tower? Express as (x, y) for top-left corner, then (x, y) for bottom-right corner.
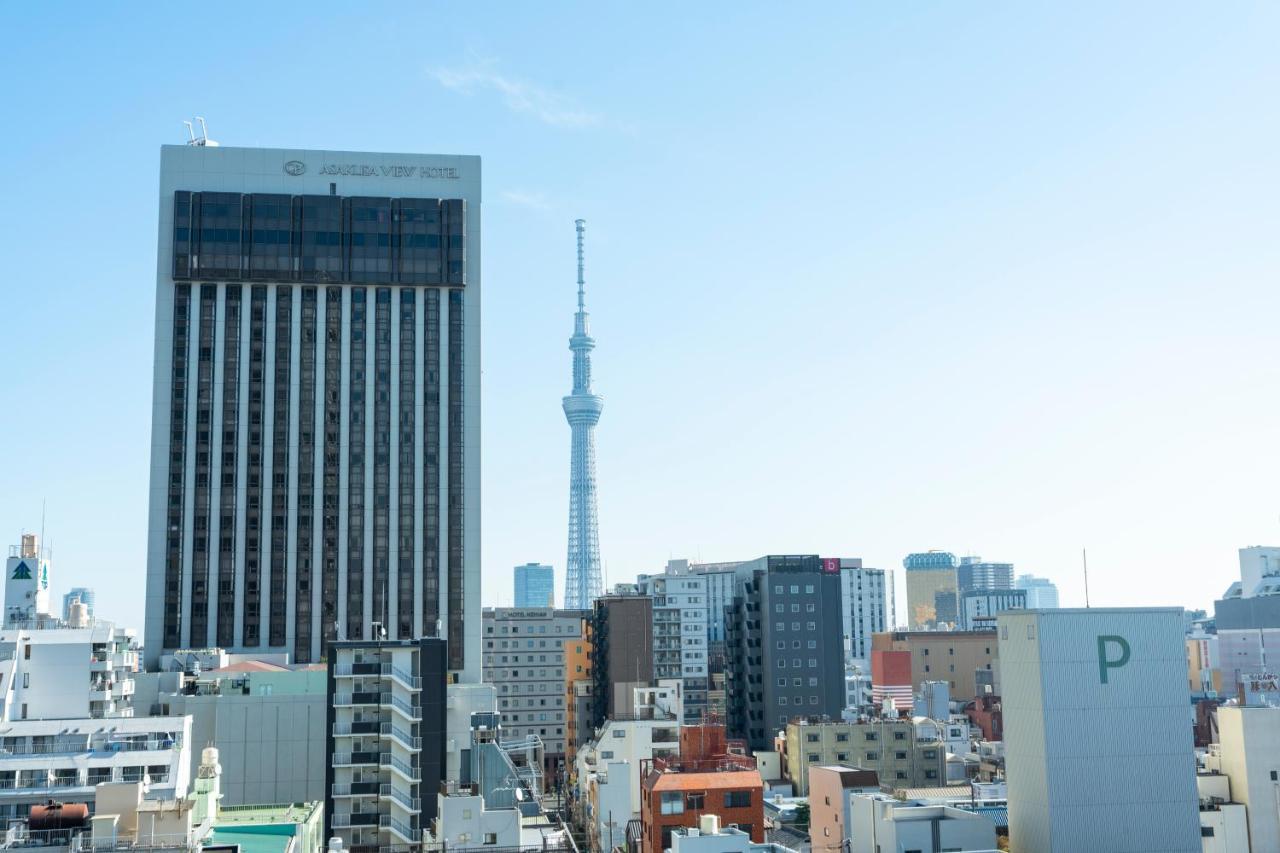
(563, 219), (604, 610)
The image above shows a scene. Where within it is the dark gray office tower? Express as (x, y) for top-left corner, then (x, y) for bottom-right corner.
(144, 144), (481, 678)
(725, 556), (846, 750)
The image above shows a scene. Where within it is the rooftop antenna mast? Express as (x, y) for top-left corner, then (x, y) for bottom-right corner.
(183, 117), (219, 147)
(1082, 548), (1091, 608)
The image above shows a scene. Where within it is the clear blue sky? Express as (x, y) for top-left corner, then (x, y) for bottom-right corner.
(1, 3), (1277, 634)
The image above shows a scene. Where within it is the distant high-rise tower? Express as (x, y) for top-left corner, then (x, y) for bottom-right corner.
(563, 220), (604, 610)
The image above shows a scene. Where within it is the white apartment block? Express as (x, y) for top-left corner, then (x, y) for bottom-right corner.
(636, 567), (709, 723)
(0, 624), (140, 721)
(838, 560), (889, 668)
(0, 624), (190, 823)
(482, 607), (584, 771)
(574, 682), (682, 851)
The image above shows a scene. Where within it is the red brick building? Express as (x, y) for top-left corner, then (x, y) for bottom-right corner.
(640, 724), (763, 853)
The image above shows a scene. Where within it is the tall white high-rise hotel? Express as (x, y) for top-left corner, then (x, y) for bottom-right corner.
(145, 145), (481, 679)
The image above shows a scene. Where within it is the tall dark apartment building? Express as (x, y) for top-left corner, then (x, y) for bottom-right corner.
(725, 555), (846, 750)
(590, 594), (654, 728)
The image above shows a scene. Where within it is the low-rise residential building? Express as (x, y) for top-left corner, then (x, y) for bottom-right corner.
(1196, 771), (1248, 853)
(670, 818), (798, 853)
(0, 622), (190, 823)
(0, 624), (140, 720)
(848, 794), (998, 853)
(0, 716), (192, 824)
(1217, 704), (1280, 852)
(639, 745), (764, 853)
(782, 718), (946, 796)
(574, 684), (682, 852)
(871, 630), (998, 699)
(807, 765), (880, 850)
(483, 607), (587, 772)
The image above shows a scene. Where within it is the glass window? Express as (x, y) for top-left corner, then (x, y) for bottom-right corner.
(660, 792), (684, 815)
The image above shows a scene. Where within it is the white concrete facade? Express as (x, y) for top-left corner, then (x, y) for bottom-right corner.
(848, 794), (998, 853)
(145, 145), (482, 681)
(636, 567), (709, 722)
(0, 715), (192, 823)
(1217, 705), (1280, 853)
(839, 561), (888, 667)
(998, 608), (1199, 852)
(0, 625), (139, 721)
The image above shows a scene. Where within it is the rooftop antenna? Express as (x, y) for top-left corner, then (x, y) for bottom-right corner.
(184, 117), (219, 147)
(1082, 548), (1091, 608)
(39, 499), (46, 559)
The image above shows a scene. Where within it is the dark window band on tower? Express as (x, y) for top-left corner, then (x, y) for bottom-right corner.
(243, 286), (266, 646)
(422, 289), (440, 637)
(163, 284), (191, 649)
(322, 287), (342, 649)
(216, 285), (242, 648)
(269, 287), (292, 648)
(190, 284), (218, 648)
(373, 288), (392, 635)
(174, 193), (464, 286)
(447, 289), (465, 670)
(295, 287), (318, 663)
(347, 288), (368, 640)
(398, 289), (416, 639)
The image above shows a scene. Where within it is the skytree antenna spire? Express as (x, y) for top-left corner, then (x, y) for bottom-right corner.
(563, 219), (604, 610)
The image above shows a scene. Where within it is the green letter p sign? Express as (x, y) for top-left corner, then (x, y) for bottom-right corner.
(1097, 635), (1130, 684)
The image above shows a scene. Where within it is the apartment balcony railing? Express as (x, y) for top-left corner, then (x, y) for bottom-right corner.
(381, 663), (421, 691)
(332, 812), (381, 829)
(332, 752), (381, 767)
(331, 781), (381, 796)
(379, 784), (420, 812)
(379, 723), (421, 751)
(379, 752), (417, 780)
(378, 815), (417, 843)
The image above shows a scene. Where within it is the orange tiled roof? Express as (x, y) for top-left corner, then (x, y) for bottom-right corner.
(647, 769), (763, 792)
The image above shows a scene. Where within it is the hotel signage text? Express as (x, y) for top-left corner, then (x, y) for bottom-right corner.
(284, 161), (459, 180)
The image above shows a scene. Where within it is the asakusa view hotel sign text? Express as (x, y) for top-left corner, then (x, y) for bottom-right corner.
(282, 160), (460, 179)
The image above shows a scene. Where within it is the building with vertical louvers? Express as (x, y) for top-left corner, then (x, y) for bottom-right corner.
(144, 145), (481, 680)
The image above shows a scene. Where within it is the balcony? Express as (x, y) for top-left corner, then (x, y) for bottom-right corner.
(333, 721), (381, 738)
(381, 663), (421, 691)
(332, 812), (381, 829)
(379, 784), (420, 812)
(332, 781), (381, 797)
(378, 814), (417, 843)
(385, 694), (421, 721)
(380, 723), (421, 752)
(333, 692), (384, 707)
(379, 752), (417, 781)
(332, 752), (381, 767)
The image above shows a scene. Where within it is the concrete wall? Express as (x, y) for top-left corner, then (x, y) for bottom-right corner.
(1218, 705), (1280, 853)
(999, 608), (1198, 853)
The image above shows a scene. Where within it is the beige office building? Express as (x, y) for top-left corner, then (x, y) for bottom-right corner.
(871, 630), (997, 699)
(782, 719), (946, 795)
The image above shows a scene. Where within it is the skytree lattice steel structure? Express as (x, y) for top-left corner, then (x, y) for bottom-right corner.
(563, 219), (604, 610)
